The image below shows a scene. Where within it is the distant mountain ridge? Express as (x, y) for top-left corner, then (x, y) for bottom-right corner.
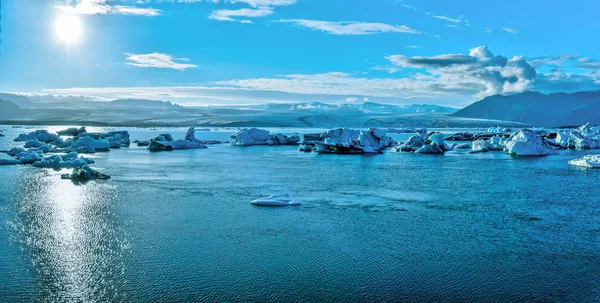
(266, 102), (457, 114)
(453, 91), (600, 126)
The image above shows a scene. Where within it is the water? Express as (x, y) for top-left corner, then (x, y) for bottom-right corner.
(1, 126), (599, 302)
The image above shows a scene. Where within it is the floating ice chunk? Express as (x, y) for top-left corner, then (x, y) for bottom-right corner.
(61, 165), (110, 181)
(231, 128), (300, 146)
(14, 150), (44, 164)
(471, 140), (490, 153)
(428, 133), (445, 146)
(148, 127), (208, 151)
(33, 154), (94, 168)
(72, 136), (111, 153)
(24, 139), (43, 148)
(416, 142), (444, 154)
(57, 127), (87, 136)
(7, 147), (26, 156)
(14, 130), (59, 143)
(77, 131), (131, 147)
(251, 195), (301, 206)
(392, 134), (425, 152)
(133, 140), (151, 146)
(568, 154), (600, 168)
(308, 128), (393, 154)
(504, 130), (559, 156)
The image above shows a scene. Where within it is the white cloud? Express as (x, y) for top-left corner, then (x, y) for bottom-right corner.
(528, 53), (579, 68)
(502, 27), (520, 34)
(162, 0), (295, 6)
(405, 45), (422, 49)
(433, 15), (461, 23)
(277, 19), (421, 35)
(124, 53), (198, 70)
(209, 6), (273, 22)
(57, 0), (161, 16)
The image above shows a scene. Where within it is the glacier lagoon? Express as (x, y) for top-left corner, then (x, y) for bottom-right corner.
(1, 126), (599, 302)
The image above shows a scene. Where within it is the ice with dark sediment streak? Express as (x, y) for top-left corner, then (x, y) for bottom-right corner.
(568, 154), (600, 168)
(61, 165), (111, 181)
(231, 128), (300, 146)
(251, 195), (301, 206)
(303, 128), (393, 154)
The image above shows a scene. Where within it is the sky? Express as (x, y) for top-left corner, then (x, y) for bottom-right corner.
(0, 0), (599, 107)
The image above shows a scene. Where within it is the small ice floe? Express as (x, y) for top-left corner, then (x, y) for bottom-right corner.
(57, 127), (87, 136)
(568, 155), (600, 168)
(61, 165), (110, 181)
(76, 131), (131, 148)
(148, 127), (208, 151)
(504, 130), (559, 156)
(251, 195), (301, 207)
(470, 135), (504, 153)
(451, 143), (472, 149)
(0, 129), (4, 137)
(231, 128), (300, 146)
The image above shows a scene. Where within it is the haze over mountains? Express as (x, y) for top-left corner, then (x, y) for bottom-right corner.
(2, 91), (598, 128)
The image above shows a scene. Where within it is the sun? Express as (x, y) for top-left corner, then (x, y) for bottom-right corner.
(54, 14), (83, 44)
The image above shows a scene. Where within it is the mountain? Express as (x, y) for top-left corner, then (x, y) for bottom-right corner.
(0, 93), (34, 108)
(453, 91), (600, 126)
(0, 99), (23, 118)
(265, 102), (457, 114)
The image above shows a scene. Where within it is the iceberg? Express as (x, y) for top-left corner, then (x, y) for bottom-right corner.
(61, 165), (111, 181)
(568, 155), (600, 168)
(231, 128), (300, 146)
(451, 143), (472, 149)
(470, 135), (504, 153)
(76, 130), (131, 147)
(504, 130), (559, 156)
(416, 142), (444, 154)
(24, 139), (44, 148)
(305, 128), (394, 154)
(14, 130), (59, 143)
(57, 127), (87, 136)
(7, 147), (26, 156)
(33, 153), (94, 168)
(14, 150), (44, 164)
(0, 158), (22, 165)
(72, 136), (111, 153)
(251, 195), (301, 206)
(392, 134), (425, 152)
(148, 127), (208, 151)
(133, 140), (151, 146)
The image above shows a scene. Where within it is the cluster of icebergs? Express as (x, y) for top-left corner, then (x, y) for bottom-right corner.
(1, 128), (119, 181)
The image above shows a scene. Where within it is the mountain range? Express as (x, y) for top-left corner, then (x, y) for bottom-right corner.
(4, 91), (598, 127)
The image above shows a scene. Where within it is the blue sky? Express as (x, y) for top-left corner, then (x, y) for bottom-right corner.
(0, 0), (599, 106)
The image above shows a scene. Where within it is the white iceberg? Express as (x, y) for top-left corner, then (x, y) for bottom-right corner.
(251, 195), (301, 206)
(451, 143), (472, 149)
(231, 128), (300, 146)
(568, 154), (600, 168)
(504, 130), (559, 156)
(392, 134), (425, 152)
(61, 165), (111, 181)
(24, 139), (44, 148)
(14, 150), (44, 164)
(76, 131), (131, 147)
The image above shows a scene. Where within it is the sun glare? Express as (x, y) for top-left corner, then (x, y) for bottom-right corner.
(54, 14), (83, 44)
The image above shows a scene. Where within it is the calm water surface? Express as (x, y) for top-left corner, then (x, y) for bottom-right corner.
(1, 126), (599, 302)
